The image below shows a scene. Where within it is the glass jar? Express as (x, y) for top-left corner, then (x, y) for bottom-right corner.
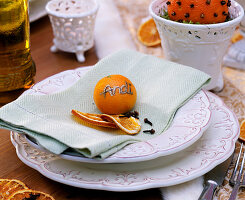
(0, 0), (35, 103)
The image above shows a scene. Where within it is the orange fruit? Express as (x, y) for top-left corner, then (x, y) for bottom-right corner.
(7, 189), (55, 200)
(101, 114), (141, 135)
(137, 18), (161, 46)
(166, 0), (230, 24)
(0, 179), (28, 199)
(93, 75), (137, 115)
(71, 110), (117, 128)
(239, 119), (245, 142)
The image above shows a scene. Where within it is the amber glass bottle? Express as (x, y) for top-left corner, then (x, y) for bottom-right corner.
(0, 0), (35, 96)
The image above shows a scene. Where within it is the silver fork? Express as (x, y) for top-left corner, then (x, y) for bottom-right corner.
(228, 142), (245, 200)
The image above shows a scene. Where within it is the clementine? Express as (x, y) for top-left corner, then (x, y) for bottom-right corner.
(93, 75), (137, 114)
(166, 0), (230, 24)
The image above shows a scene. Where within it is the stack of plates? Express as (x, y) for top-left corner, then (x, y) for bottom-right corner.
(11, 67), (239, 191)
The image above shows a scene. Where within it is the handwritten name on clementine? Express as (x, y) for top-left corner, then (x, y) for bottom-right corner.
(100, 82), (133, 97)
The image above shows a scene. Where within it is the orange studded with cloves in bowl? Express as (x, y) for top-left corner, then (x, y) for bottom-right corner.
(166, 0), (230, 24)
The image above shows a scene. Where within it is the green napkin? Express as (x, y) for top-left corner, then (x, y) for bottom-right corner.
(0, 49), (210, 158)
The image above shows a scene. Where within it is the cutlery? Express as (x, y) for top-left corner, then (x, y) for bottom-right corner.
(228, 142), (245, 200)
(198, 155), (233, 200)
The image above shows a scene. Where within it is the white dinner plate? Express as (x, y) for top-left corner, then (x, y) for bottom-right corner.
(11, 92), (239, 191)
(23, 67), (211, 163)
(29, 0), (50, 22)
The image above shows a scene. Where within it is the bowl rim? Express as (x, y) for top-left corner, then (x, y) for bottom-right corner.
(45, 0), (99, 18)
(149, 0), (244, 29)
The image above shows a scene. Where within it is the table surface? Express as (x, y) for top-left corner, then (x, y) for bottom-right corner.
(0, 16), (161, 199)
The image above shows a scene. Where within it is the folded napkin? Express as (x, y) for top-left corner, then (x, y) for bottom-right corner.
(0, 49), (210, 158)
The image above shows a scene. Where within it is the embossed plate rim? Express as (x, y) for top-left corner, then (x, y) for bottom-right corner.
(10, 92), (239, 191)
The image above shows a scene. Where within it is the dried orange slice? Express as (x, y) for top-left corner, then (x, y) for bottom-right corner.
(0, 179), (28, 199)
(101, 114), (141, 135)
(71, 110), (117, 128)
(239, 119), (245, 142)
(137, 18), (161, 47)
(7, 189), (55, 200)
(232, 31), (243, 43)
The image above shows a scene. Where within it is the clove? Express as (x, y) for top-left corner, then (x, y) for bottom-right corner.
(143, 129), (155, 134)
(119, 111), (139, 119)
(23, 193), (40, 200)
(144, 118), (153, 126)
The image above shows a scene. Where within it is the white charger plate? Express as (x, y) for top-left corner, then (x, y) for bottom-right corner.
(11, 92), (239, 191)
(23, 66), (211, 163)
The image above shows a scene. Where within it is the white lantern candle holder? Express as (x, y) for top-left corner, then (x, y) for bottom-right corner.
(46, 0), (99, 62)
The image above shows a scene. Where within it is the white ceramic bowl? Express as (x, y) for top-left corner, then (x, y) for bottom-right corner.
(46, 0), (99, 62)
(150, 0), (244, 91)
